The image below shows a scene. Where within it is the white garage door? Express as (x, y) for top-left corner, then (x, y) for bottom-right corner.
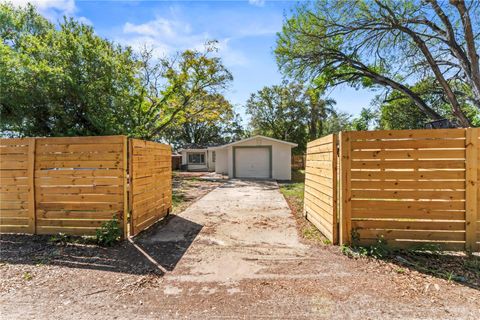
(235, 147), (270, 179)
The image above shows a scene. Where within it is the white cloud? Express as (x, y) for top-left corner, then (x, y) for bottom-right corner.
(77, 16), (93, 26)
(120, 14), (249, 66)
(3, 0), (77, 21)
(248, 0), (265, 7)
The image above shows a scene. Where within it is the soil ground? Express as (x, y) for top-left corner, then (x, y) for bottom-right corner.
(1, 176), (479, 319)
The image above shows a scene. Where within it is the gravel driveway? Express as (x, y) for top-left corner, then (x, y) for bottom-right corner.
(1, 179), (479, 319)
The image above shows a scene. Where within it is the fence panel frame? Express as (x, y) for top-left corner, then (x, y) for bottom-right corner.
(465, 128), (479, 251)
(27, 138), (36, 234)
(339, 131), (352, 245)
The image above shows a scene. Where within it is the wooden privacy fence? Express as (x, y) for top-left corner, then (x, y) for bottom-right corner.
(304, 128), (479, 252)
(129, 139), (172, 236)
(304, 135), (337, 243)
(0, 136), (172, 238)
(292, 154), (306, 169)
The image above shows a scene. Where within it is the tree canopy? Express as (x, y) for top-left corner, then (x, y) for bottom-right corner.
(0, 3), (234, 141)
(275, 0), (480, 127)
(1, 4), (140, 136)
(246, 82), (350, 153)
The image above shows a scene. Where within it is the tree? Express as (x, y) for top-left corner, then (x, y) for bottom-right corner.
(378, 79), (480, 129)
(132, 43), (233, 140)
(0, 4), (234, 139)
(0, 3), (141, 137)
(305, 88), (337, 139)
(245, 83), (351, 153)
(162, 95), (245, 149)
(350, 107), (379, 131)
(246, 83), (309, 153)
(275, 0), (480, 127)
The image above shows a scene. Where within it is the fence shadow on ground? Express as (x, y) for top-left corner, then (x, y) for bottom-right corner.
(134, 214), (203, 272)
(0, 215), (203, 276)
(384, 250), (480, 291)
(0, 233), (160, 275)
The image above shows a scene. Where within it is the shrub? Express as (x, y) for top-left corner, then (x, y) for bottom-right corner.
(95, 216), (122, 246)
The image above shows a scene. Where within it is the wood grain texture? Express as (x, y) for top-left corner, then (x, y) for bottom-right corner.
(0, 138), (31, 233)
(304, 129), (479, 251)
(129, 138), (172, 236)
(304, 134), (338, 244)
(348, 129), (470, 250)
(1, 136), (128, 236)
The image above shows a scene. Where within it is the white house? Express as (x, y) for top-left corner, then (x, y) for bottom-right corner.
(211, 135), (297, 180)
(179, 136), (297, 180)
(179, 143), (217, 172)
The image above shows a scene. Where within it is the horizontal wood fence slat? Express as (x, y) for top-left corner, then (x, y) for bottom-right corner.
(129, 139), (172, 236)
(304, 128), (480, 251)
(1, 136), (172, 238)
(303, 134), (338, 243)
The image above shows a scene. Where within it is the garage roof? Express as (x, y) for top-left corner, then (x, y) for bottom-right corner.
(210, 135), (298, 149)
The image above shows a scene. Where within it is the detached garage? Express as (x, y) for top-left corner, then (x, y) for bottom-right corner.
(210, 135), (297, 180)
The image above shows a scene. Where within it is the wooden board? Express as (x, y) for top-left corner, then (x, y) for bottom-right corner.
(129, 138), (172, 236)
(303, 134), (338, 244)
(345, 129), (471, 250)
(34, 136), (127, 236)
(0, 138), (32, 233)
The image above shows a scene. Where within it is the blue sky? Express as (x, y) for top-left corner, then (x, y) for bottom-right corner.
(14, 0), (377, 122)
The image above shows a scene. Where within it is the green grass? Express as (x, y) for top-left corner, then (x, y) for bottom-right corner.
(172, 193), (186, 209)
(279, 181), (304, 199)
(279, 170), (325, 243)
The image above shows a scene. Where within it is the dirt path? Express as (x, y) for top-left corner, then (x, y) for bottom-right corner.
(1, 180), (479, 319)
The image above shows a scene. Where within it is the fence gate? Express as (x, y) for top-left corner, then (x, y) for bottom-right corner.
(1, 136), (173, 239)
(304, 128), (479, 251)
(129, 139), (172, 236)
(303, 134), (338, 243)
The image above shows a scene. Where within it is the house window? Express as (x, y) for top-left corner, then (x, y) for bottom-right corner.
(212, 151), (216, 163)
(188, 152), (205, 164)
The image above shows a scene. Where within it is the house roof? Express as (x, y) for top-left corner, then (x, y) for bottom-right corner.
(210, 135), (298, 149)
(180, 143), (208, 150)
(179, 142), (222, 151)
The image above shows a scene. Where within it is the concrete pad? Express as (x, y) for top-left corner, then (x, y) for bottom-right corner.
(144, 179), (308, 283)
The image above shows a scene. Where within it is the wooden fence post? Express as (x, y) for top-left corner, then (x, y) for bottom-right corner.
(128, 138), (134, 237)
(465, 128), (478, 252)
(122, 136), (129, 239)
(331, 134), (338, 244)
(339, 132), (352, 245)
(27, 138), (36, 234)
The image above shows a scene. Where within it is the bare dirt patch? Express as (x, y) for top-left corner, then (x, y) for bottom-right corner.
(172, 172), (226, 213)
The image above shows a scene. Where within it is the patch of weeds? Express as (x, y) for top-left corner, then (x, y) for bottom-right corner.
(366, 236), (391, 258)
(48, 233), (71, 245)
(408, 243), (442, 255)
(340, 244), (367, 258)
(95, 216), (122, 246)
(302, 225), (323, 242)
(172, 193), (186, 208)
(22, 271), (33, 281)
(463, 256), (480, 276)
(341, 237), (392, 259)
(322, 239), (332, 245)
(48, 233), (96, 246)
(395, 267), (406, 274)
